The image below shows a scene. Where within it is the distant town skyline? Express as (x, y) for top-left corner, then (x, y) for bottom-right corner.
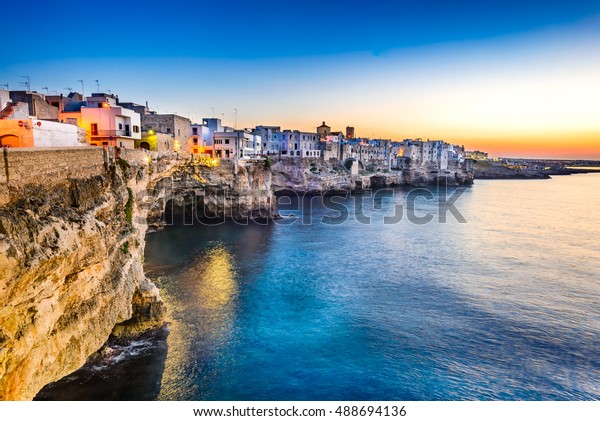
(2, 0), (599, 159)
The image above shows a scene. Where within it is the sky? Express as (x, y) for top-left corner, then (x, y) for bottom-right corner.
(1, 0), (600, 159)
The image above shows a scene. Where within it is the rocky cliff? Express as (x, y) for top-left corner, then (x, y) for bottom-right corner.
(0, 156), (164, 400)
(271, 157), (473, 194)
(0, 151), (274, 400)
(473, 161), (550, 179)
(271, 158), (354, 194)
(402, 161), (474, 186)
(147, 158), (274, 225)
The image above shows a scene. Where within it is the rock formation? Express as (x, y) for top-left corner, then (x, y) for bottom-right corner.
(270, 157), (473, 194)
(0, 151), (274, 400)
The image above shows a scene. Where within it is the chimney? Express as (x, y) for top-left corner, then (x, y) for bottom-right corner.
(59, 93), (64, 113)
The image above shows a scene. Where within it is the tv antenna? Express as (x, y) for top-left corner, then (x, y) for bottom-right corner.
(95, 79), (100, 92)
(77, 79), (85, 97)
(64, 87), (73, 92)
(0, 83), (8, 91)
(20, 76), (31, 91)
(42, 86), (49, 94)
(234, 108), (238, 129)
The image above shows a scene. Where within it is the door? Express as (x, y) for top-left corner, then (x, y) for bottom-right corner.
(0, 134), (20, 147)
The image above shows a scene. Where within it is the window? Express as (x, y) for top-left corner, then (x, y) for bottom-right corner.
(192, 127), (198, 135)
(167, 128), (171, 134)
(178, 129), (181, 135)
(225, 139), (229, 144)
(119, 123), (123, 130)
(91, 123), (98, 136)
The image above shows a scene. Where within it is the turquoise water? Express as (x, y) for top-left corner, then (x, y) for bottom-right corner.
(37, 175), (600, 400)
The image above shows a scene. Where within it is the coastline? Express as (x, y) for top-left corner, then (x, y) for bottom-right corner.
(1, 147), (597, 400)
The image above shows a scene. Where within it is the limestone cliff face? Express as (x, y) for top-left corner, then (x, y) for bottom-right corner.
(0, 160), (166, 400)
(271, 158), (354, 194)
(0, 153), (275, 400)
(271, 158), (473, 194)
(147, 159), (274, 224)
(402, 161), (474, 186)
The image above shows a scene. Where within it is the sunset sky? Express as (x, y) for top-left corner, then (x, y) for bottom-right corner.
(1, 0), (599, 159)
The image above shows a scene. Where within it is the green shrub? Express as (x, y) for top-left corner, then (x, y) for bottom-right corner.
(124, 187), (134, 224)
(117, 158), (131, 181)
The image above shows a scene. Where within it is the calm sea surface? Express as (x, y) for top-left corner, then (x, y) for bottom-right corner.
(37, 174), (600, 400)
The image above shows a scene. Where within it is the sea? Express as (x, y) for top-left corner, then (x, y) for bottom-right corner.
(36, 174), (600, 400)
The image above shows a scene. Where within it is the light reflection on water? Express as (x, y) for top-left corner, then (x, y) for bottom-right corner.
(156, 244), (240, 400)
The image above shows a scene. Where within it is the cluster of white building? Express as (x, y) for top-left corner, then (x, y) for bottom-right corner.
(187, 122), (325, 160)
(394, 139), (466, 170)
(0, 88), (473, 171)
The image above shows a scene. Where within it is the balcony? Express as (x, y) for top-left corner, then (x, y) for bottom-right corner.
(88, 129), (132, 138)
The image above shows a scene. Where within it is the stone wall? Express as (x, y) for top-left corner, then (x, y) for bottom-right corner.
(0, 147), (107, 206)
(0, 147), (105, 185)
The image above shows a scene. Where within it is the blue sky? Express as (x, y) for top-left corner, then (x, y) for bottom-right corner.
(2, 0), (600, 157)
(3, 0), (599, 60)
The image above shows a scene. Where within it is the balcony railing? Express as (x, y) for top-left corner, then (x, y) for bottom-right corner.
(88, 129), (132, 137)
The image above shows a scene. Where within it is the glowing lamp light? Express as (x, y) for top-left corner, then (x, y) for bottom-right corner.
(102, 102), (111, 109)
(144, 156), (151, 164)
